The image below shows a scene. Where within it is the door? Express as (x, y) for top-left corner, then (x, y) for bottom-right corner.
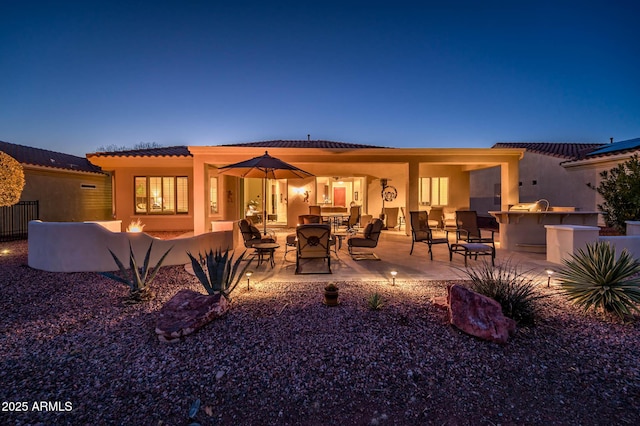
(333, 187), (346, 207)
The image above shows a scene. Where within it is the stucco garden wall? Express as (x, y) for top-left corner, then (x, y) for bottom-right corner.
(28, 220), (233, 272)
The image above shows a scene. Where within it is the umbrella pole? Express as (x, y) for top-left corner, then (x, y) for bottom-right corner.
(263, 177), (267, 236)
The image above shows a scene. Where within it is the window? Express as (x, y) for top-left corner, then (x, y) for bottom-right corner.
(419, 177), (449, 206)
(134, 176), (189, 214)
(209, 176), (218, 214)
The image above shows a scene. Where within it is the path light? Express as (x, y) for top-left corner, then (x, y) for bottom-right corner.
(1, 249), (10, 256)
(246, 271), (253, 290)
(390, 270), (398, 286)
(545, 269), (554, 288)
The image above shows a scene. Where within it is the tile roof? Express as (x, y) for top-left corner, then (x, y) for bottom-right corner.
(584, 137), (640, 157)
(492, 142), (606, 160)
(0, 140), (104, 174)
(87, 146), (192, 158)
(219, 140), (389, 149)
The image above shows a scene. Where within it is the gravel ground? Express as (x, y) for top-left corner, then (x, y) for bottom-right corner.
(1, 239), (639, 425)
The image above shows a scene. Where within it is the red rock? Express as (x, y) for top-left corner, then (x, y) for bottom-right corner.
(447, 284), (516, 344)
(155, 289), (229, 343)
(432, 296), (449, 310)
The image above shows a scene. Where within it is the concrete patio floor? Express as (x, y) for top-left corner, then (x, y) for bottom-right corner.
(244, 228), (558, 285)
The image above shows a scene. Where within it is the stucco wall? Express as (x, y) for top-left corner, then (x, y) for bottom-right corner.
(470, 152), (597, 215)
(20, 168), (111, 222)
(112, 166), (194, 231)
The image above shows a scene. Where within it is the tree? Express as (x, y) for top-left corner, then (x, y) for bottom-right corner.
(0, 151), (25, 207)
(96, 141), (162, 152)
(588, 154), (640, 234)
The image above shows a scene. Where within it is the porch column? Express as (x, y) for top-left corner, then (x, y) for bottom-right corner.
(500, 158), (519, 211)
(407, 160), (420, 236)
(193, 155), (207, 235)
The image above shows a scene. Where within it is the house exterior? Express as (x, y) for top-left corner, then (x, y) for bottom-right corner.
(470, 142), (605, 214)
(0, 141), (112, 223)
(561, 137), (640, 224)
(87, 140), (525, 234)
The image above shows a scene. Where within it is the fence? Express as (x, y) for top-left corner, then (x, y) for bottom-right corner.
(0, 201), (39, 241)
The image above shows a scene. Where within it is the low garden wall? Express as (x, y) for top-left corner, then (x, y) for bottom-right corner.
(28, 220), (233, 273)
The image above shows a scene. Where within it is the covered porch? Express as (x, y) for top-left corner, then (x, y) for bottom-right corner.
(190, 144), (524, 235)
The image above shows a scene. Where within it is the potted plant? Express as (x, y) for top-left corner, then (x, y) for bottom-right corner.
(324, 282), (339, 306)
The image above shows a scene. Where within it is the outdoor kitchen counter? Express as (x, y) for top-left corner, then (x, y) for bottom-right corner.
(489, 210), (599, 252)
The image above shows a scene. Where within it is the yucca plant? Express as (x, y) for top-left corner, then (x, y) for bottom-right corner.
(556, 241), (640, 320)
(187, 248), (250, 300)
(462, 259), (545, 325)
(101, 242), (172, 303)
(367, 292), (384, 310)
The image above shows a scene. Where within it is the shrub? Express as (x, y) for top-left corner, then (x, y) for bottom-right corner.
(556, 241), (640, 320)
(588, 154), (640, 234)
(101, 241), (172, 303)
(367, 293), (384, 310)
(0, 151), (25, 207)
(462, 259), (544, 325)
(187, 248), (250, 300)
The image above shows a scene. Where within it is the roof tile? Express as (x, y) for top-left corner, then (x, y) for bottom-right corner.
(0, 140), (104, 174)
(219, 140), (389, 149)
(492, 142), (605, 160)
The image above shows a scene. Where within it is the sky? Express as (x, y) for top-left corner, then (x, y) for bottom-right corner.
(1, 0), (639, 157)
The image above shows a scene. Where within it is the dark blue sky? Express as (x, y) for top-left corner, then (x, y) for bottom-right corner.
(2, 0), (639, 156)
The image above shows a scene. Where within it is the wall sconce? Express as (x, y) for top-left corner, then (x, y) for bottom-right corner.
(294, 187), (310, 203)
(545, 269), (554, 288)
(390, 270), (397, 286)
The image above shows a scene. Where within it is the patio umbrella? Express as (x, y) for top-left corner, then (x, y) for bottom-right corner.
(218, 151), (314, 235)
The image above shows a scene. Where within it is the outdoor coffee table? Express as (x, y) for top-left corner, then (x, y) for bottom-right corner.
(449, 243), (495, 266)
(253, 242), (280, 268)
(332, 231), (349, 250)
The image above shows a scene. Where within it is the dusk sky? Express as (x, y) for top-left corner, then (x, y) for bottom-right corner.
(2, 1), (639, 157)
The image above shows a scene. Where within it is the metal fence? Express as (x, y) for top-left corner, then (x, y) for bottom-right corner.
(0, 201), (39, 241)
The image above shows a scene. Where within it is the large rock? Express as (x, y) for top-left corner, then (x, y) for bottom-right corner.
(155, 289), (229, 343)
(447, 284), (516, 344)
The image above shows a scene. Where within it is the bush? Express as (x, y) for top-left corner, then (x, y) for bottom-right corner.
(0, 151), (25, 207)
(187, 248), (250, 300)
(462, 259), (544, 325)
(101, 242), (172, 303)
(588, 154), (640, 234)
(556, 241), (640, 320)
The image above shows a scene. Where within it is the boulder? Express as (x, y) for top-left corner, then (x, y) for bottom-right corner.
(155, 289), (229, 343)
(447, 284), (516, 344)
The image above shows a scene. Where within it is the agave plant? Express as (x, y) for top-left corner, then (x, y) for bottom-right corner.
(556, 241), (640, 319)
(367, 292), (384, 310)
(101, 241), (172, 303)
(461, 258), (545, 325)
(187, 248), (250, 300)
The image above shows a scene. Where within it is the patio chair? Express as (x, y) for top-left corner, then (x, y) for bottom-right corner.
(341, 205), (361, 229)
(428, 207), (443, 230)
(409, 211), (449, 259)
(442, 208), (457, 230)
(298, 214), (322, 224)
(348, 218), (384, 260)
(296, 224), (332, 274)
(452, 210), (495, 248)
(383, 207), (399, 229)
(238, 219), (276, 249)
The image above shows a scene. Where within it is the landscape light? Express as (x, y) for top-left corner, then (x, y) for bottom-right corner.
(545, 269), (554, 288)
(246, 271), (253, 290)
(390, 270), (397, 286)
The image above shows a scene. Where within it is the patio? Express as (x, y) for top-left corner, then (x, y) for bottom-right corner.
(242, 227), (557, 284)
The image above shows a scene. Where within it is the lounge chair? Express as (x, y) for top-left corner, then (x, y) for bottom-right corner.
(409, 211), (449, 259)
(347, 218), (384, 260)
(296, 224), (332, 274)
(238, 219), (276, 249)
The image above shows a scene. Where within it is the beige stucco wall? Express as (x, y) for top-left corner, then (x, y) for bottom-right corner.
(471, 151), (597, 215)
(20, 167), (111, 222)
